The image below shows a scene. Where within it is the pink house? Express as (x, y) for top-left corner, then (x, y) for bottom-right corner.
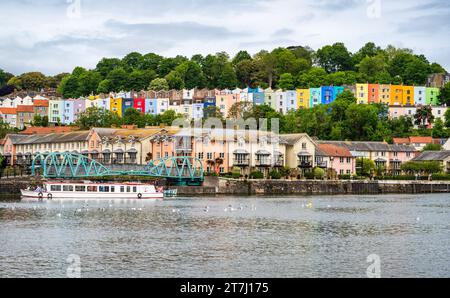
(316, 143), (356, 176)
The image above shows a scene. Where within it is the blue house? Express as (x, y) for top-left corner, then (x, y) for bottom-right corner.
(122, 98), (134, 114)
(310, 88), (322, 107)
(253, 92), (265, 106)
(145, 98), (157, 115)
(321, 86), (335, 105)
(286, 91), (298, 112)
(334, 86), (345, 99)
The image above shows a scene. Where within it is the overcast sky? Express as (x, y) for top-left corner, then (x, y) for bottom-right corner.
(1, 0), (449, 75)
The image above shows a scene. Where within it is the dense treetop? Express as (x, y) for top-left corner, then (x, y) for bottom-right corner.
(1, 42), (447, 99)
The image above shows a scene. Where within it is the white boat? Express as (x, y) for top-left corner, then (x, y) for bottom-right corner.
(21, 181), (164, 201)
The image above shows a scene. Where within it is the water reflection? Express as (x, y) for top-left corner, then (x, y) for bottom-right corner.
(0, 194), (449, 278)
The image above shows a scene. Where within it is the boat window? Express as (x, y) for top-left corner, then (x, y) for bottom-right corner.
(120, 186), (125, 193)
(87, 186), (98, 192)
(50, 185), (62, 192)
(110, 186), (115, 193)
(126, 186), (131, 193)
(63, 185), (74, 192)
(75, 185), (86, 192)
(133, 186), (137, 193)
(99, 186), (110, 192)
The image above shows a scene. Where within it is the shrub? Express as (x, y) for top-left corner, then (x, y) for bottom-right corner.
(249, 171), (264, 179)
(304, 171), (315, 179)
(338, 174), (352, 180)
(269, 170), (282, 180)
(431, 174), (450, 181)
(313, 167), (325, 179)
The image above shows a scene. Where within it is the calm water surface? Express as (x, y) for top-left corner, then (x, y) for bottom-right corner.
(0, 194), (449, 278)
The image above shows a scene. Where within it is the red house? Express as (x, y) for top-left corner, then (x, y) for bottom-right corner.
(134, 98), (145, 113)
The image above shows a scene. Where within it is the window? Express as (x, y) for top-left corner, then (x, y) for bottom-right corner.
(99, 186), (110, 192)
(340, 157), (345, 163)
(198, 153), (204, 159)
(50, 185), (62, 192)
(220, 153), (225, 159)
(347, 158), (351, 163)
(87, 186), (98, 192)
(126, 186), (131, 193)
(120, 186), (125, 193)
(110, 186), (115, 193)
(207, 153), (213, 160)
(133, 186), (137, 193)
(63, 185), (74, 192)
(302, 143), (307, 150)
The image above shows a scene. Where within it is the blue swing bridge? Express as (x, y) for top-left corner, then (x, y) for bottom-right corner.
(31, 152), (204, 186)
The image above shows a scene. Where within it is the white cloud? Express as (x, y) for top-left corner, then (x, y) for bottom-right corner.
(0, 0), (449, 75)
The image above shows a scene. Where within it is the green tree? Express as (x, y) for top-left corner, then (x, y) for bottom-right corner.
(123, 108), (146, 128)
(121, 52), (143, 70)
(31, 114), (49, 127)
(126, 69), (156, 91)
(422, 144), (443, 151)
(18, 72), (47, 90)
(77, 71), (102, 96)
(414, 106), (435, 129)
(431, 118), (448, 138)
(232, 50), (252, 66)
(277, 73), (295, 90)
(75, 107), (122, 129)
(315, 42), (354, 73)
(358, 54), (389, 82)
(235, 59), (258, 88)
(157, 110), (184, 126)
(165, 70), (185, 90)
(0, 69), (14, 88)
(149, 78), (169, 91)
(142, 53), (164, 71)
(445, 109), (450, 128)
(430, 63), (446, 74)
(438, 82), (450, 106)
(95, 58), (122, 77)
(352, 42), (383, 65)
(356, 158), (376, 177)
(97, 79), (111, 94)
(297, 67), (328, 88)
(401, 161), (443, 174)
(106, 67), (128, 92)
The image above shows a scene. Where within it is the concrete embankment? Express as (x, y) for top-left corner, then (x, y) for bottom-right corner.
(215, 178), (450, 196)
(1, 176), (450, 197)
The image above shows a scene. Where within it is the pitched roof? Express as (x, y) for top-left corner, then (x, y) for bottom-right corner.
(392, 138), (410, 144)
(5, 134), (28, 144)
(33, 100), (49, 107)
(317, 143), (353, 157)
(20, 126), (77, 135)
(15, 131), (91, 145)
(0, 108), (17, 115)
(409, 136), (433, 144)
(318, 140), (416, 152)
(413, 151), (450, 161)
(280, 134), (315, 146)
(16, 105), (35, 113)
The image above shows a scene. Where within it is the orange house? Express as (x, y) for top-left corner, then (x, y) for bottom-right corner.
(403, 86), (415, 106)
(368, 84), (379, 104)
(390, 85), (404, 106)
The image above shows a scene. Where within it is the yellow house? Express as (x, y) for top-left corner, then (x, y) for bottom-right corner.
(356, 84), (369, 104)
(390, 85), (404, 106)
(378, 84), (391, 105)
(297, 89), (310, 109)
(403, 86), (415, 106)
(110, 98), (123, 117)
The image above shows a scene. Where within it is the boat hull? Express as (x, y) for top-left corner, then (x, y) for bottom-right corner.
(20, 190), (164, 201)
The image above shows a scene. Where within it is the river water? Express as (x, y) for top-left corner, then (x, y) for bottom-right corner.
(0, 194), (449, 278)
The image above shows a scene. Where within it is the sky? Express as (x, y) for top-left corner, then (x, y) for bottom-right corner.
(1, 0), (449, 75)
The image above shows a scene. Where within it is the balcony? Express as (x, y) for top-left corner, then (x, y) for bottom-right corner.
(389, 161), (402, 171)
(233, 158), (250, 167)
(298, 160), (313, 168)
(316, 161), (328, 168)
(255, 158), (272, 167)
(273, 157), (284, 167)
